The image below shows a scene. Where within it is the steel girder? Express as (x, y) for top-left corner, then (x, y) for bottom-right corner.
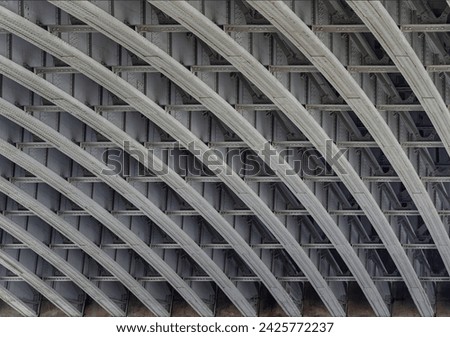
(146, 0), (426, 316)
(0, 55), (263, 318)
(0, 284), (37, 316)
(0, 205), (125, 316)
(0, 4), (309, 316)
(348, 1), (450, 154)
(246, 0), (449, 316)
(0, 242), (81, 316)
(47, 0), (355, 316)
(0, 139), (213, 316)
(0, 96), (250, 316)
(0, 115), (170, 316)
(0, 6), (304, 316)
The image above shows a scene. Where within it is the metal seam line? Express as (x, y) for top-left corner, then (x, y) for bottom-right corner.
(0, 139), (169, 316)
(0, 5), (298, 316)
(54, 2), (386, 316)
(0, 57), (254, 317)
(0, 203), (125, 316)
(0, 246), (81, 316)
(247, 0), (445, 316)
(0, 282), (37, 316)
(0, 137), (217, 317)
(48, 0), (350, 316)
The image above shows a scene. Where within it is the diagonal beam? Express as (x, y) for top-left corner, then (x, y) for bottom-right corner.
(0, 62), (257, 318)
(0, 98), (241, 317)
(49, 0), (348, 316)
(0, 213), (125, 317)
(0, 248), (81, 316)
(50, 0), (390, 316)
(0, 5), (303, 316)
(0, 283), (37, 316)
(0, 137), (217, 317)
(347, 0), (450, 157)
(247, 0), (446, 316)
(145, 0), (425, 317)
(0, 151), (169, 317)
(0, 210), (124, 316)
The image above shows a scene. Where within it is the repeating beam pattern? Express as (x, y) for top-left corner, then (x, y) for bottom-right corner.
(0, 0), (449, 316)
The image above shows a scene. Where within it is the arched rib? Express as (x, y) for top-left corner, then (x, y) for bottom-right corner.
(0, 135), (217, 317)
(0, 58), (254, 317)
(347, 1), (450, 154)
(0, 208), (124, 316)
(8, 5), (342, 316)
(246, 0), (450, 315)
(147, 0), (436, 316)
(0, 99), (255, 316)
(49, 0), (392, 316)
(0, 6), (302, 316)
(0, 152), (169, 316)
(0, 246), (81, 316)
(0, 284), (37, 316)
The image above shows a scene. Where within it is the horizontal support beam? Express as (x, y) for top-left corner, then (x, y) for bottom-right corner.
(10, 175), (450, 184)
(47, 25), (98, 34)
(313, 24), (450, 33)
(45, 23), (450, 35)
(135, 24), (189, 33)
(223, 24), (278, 33)
(111, 65), (158, 74)
(39, 208), (450, 217)
(3, 273), (444, 282)
(0, 242), (432, 250)
(30, 103), (434, 113)
(34, 66), (78, 75)
(312, 24), (369, 33)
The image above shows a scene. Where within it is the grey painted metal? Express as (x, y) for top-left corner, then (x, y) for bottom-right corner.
(11, 139), (448, 150)
(247, 0), (448, 316)
(348, 1), (450, 160)
(312, 24), (450, 33)
(0, 127), (231, 318)
(0, 284), (37, 316)
(53, 0), (394, 316)
(21, 139), (446, 149)
(0, 244), (81, 316)
(0, 4), (312, 316)
(0, 97), (244, 317)
(0, 203), (125, 316)
(27, 103), (426, 112)
(0, 125), (170, 317)
(145, 0), (427, 317)
(152, 0), (442, 316)
(0, 57), (261, 318)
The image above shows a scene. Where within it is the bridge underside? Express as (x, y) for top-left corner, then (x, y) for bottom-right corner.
(1, 0), (450, 317)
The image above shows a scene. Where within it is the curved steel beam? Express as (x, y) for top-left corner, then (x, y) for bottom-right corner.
(0, 6), (300, 316)
(144, 0), (424, 316)
(50, 0), (392, 316)
(247, 0), (449, 316)
(149, 0), (441, 316)
(0, 283), (37, 316)
(0, 146), (169, 317)
(24, 3), (342, 316)
(348, 0), (450, 154)
(0, 99), (255, 316)
(0, 246), (81, 316)
(0, 205), (124, 316)
(0, 135), (216, 317)
(0, 58), (254, 317)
